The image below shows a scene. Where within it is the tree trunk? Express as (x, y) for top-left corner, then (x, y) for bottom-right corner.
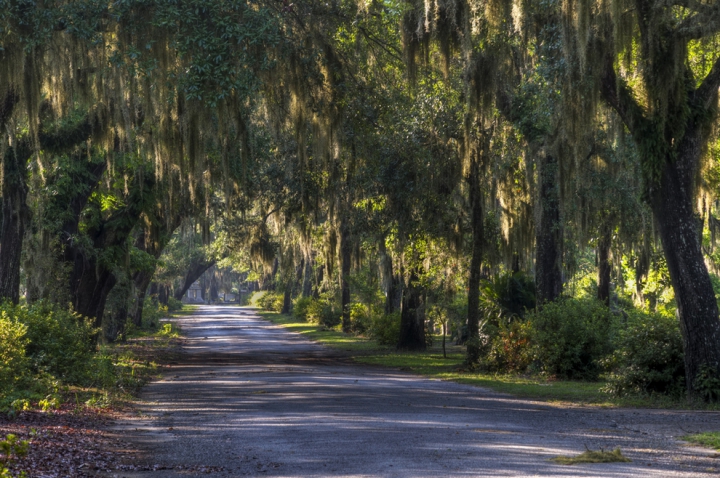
(0, 90), (24, 303)
(174, 259), (216, 300)
(158, 284), (169, 306)
(302, 253), (313, 297)
(70, 264), (117, 326)
(650, 137), (720, 395)
(0, 146), (30, 303)
(340, 223), (352, 333)
(597, 225), (612, 306)
(535, 153), (563, 305)
(209, 267), (219, 303)
(313, 264), (324, 298)
(281, 283), (292, 314)
(131, 269), (154, 327)
(466, 159), (484, 364)
(442, 321), (447, 359)
(397, 270), (425, 350)
(379, 239), (402, 314)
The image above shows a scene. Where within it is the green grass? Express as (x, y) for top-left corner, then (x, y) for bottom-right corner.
(254, 307), (720, 409)
(171, 304), (199, 316)
(551, 448), (631, 465)
(682, 432), (720, 451)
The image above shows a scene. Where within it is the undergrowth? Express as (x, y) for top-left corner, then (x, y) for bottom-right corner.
(0, 300), (182, 414)
(256, 307), (720, 409)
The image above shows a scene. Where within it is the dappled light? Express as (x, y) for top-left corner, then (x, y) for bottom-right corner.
(116, 306), (720, 476)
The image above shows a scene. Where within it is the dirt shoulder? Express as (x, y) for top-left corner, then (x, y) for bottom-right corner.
(0, 332), (182, 477)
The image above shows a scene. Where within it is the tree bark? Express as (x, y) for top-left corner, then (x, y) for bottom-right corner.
(131, 269), (154, 327)
(61, 160), (152, 326)
(397, 270), (425, 351)
(535, 153), (563, 305)
(0, 142), (31, 303)
(466, 158), (484, 364)
(0, 89), (23, 303)
(209, 267), (219, 303)
(281, 282), (292, 314)
(340, 222), (352, 333)
(650, 136), (720, 394)
(158, 284), (169, 306)
(597, 225), (612, 306)
(302, 252), (313, 297)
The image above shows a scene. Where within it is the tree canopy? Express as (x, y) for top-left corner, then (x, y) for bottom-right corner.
(3, 0), (720, 397)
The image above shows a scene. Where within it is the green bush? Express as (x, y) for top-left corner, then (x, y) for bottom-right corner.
(292, 296), (313, 321)
(528, 298), (615, 380)
(480, 272), (536, 323)
(0, 313), (28, 392)
(257, 292), (284, 312)
(167, 296), (183, 312)
(603, 310), (685, 397)
(485, 319), (533, 372)
(306, 297), (340, 328)
(14, 301), (96, 385)
(369, 312), (401, 346)
(348, 302), (372, 335)
(141, 298), (169, 328)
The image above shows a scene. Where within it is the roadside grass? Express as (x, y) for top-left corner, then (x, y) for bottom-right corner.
(170, 304), (200, 316)
(551, 448), (631, 465)
(255, 307), (716, 409)
(682, 432), (720, 451)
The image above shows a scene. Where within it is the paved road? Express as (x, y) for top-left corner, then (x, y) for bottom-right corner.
(112, 305), (720, 477)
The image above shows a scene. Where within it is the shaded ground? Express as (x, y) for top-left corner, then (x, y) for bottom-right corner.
(109, 305), (720, 477)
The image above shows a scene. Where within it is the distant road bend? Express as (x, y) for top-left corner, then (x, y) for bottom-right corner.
(113, 305), (720, 477)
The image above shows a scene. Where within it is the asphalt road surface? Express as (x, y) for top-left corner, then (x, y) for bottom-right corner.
(111, 305), (720, 477)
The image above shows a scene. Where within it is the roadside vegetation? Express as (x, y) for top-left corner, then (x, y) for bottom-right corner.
(3, 0), (720, 462)
(0, 299), (184, 414)
(682, 432), (720, 451)
(254, 281), (719, 410)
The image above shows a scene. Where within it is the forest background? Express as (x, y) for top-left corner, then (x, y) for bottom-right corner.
(3, 0), (720, 414)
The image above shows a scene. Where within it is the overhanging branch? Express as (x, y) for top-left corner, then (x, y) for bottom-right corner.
(695, 54), (720, 109)
(599, 56), (648, 136)
(675, 7), (720, 40)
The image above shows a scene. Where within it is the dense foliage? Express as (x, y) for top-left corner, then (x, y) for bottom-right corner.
(2, 0), (720, 404)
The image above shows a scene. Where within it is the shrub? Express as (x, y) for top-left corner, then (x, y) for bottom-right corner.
(348, 302), (372, 335)
(257, 292), (284, 312)
(485, 319), (533, 372)
(306, 297), (340, 328)
(292, 296), (313, 321)
(14, 301), (96, 385)
(528, 298), (615, 380)
(603, 310), (685, 397)
(141, 298), (168, 328)
(369, 312), (401, 346)
(480, 272), (536, 322)
(167, 297), (183, 312)
(0, 313), (28, 392)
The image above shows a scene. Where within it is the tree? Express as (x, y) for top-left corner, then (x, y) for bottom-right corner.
(566, 0), (720, 393)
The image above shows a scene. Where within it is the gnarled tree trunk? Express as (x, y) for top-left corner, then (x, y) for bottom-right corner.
(650, 134), (720, 394)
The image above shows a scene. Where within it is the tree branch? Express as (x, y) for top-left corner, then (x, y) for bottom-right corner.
(599, 56), (648, 136)
(675, 9), (720, 40)
(669, 0), (717, 15)
(695, 54), (720, 110)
